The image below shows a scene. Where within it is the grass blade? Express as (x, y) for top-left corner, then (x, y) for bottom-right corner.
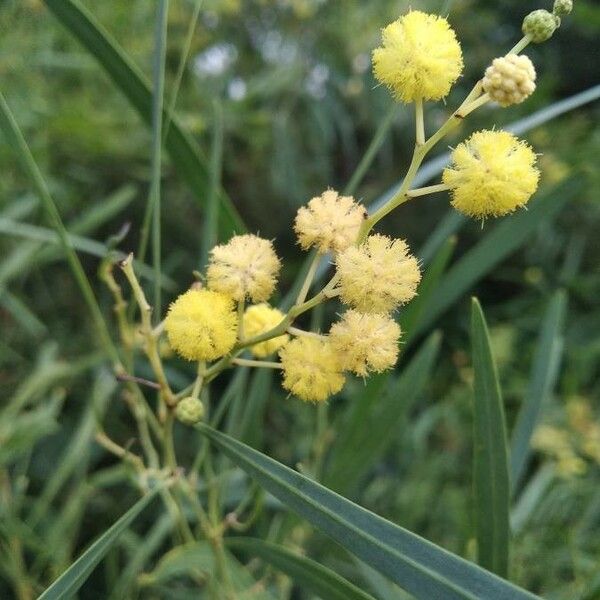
(470, 298), (510, 578)
(0, 217), (174, 289)
(42, 0), (245, 236)
(147, 0), (169, 318)
(227, 537), (376, 600)
(200, 99), (224, 268)
(510, 291), (567, 490)
(0, 91), (119, 364)
(38, 487), (161, 599)
(197, 424), (539, 600)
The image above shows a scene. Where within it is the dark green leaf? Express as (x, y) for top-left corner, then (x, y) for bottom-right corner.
(470, 299), (510, 577)
(197, 424), (539, 600)
(39, 488), (161, 599)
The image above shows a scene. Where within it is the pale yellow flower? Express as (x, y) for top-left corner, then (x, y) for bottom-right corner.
(243, 304), (289, 357)
(294, 189), (366, 254)
(336, 234), (421, 313)
(279, 337), (345, 403)
(329, 310), (401, 376)
(207, 234), (281, 302)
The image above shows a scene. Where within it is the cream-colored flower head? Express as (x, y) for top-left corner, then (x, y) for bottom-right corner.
(482, 55), (536, 107)
(164, 289), (237, 361)
(329, 310), (401, 376)
(442, 130), (540, 218)
(294, 189), (366, 254)
(279, 337), (345, 403)
(372, 11), (463, 103)
(207, 234), (281, 302)
(243, 303), (289, 357)
(336, 234), (421, 313)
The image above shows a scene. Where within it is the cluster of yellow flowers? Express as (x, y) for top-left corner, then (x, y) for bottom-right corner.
(165, 190), (421, 403)
(155, 3), (572, 418)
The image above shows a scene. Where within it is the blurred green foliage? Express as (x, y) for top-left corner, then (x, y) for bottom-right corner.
(1, 0), (599, 598)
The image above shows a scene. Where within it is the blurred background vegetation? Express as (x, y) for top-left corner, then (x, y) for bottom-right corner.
(1, 0), (599, 598)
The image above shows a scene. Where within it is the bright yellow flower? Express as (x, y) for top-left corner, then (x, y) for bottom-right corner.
(372, 11), (463, 102)
(329, 310), (401, 376)
(243, 304), (289, 357)
(442, 130), (540, 218)
(294, 189), (366, 254)
(279, 337), (345, 403)
(207, 234), (281, 302)
(336, 234), (421, 313)
(165, 289), (237, 361)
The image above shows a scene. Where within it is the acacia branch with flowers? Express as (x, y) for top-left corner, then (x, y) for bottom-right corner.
(94, 1), (574, 596)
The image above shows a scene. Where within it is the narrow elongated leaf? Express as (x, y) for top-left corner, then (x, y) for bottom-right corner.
(470, 299), (510, 578)
(227, 537), (375, 600)
(325, 332), (441, 495)
(197, 424), (539, 600)
(39, 488), (161, 599)
(510, 291), (567, 490)
(413, 179), (580, 338)
(42, 0), (245, 235)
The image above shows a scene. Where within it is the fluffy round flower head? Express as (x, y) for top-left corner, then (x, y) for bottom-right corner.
(372, 11), (463, 103)
(553, 0), (573, 16)
(207, 234), (281, 302)
(243, 303), (289, 357)
(442, 130), (540, 219)
(175, 397), (205, 425)
(522, 9), (559, 43)
(336, 234), (421, 313)
(294, 189), (366, 254)
(279, 337), (345, 403)
(329, 310), (401, 377)
(164, 289), (237, 361)
(482, 55), (536, 107)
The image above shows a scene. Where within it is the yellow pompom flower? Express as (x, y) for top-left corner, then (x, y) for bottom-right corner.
(207, 234), (281, 302)
(336, 234), (421, 313)
(329, 310), (401, 376)
(279, 337), (345, 403)
(243, 303), (289, 357)
(294, 189), (367, 254)
(372, 11), (464, 103)
(164, 289), (237, 361)
(442, 130), (540, 218)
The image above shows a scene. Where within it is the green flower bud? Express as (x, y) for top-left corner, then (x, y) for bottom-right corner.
(522, 9), (559, 43)
(553, 0), (573, 16)
(175, 397), (205, 425)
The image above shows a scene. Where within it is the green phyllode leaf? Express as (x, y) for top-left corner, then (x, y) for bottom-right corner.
(470, 299), (510, 578)
(197, 424), (540, 600)
(39, 487), (161, 599)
